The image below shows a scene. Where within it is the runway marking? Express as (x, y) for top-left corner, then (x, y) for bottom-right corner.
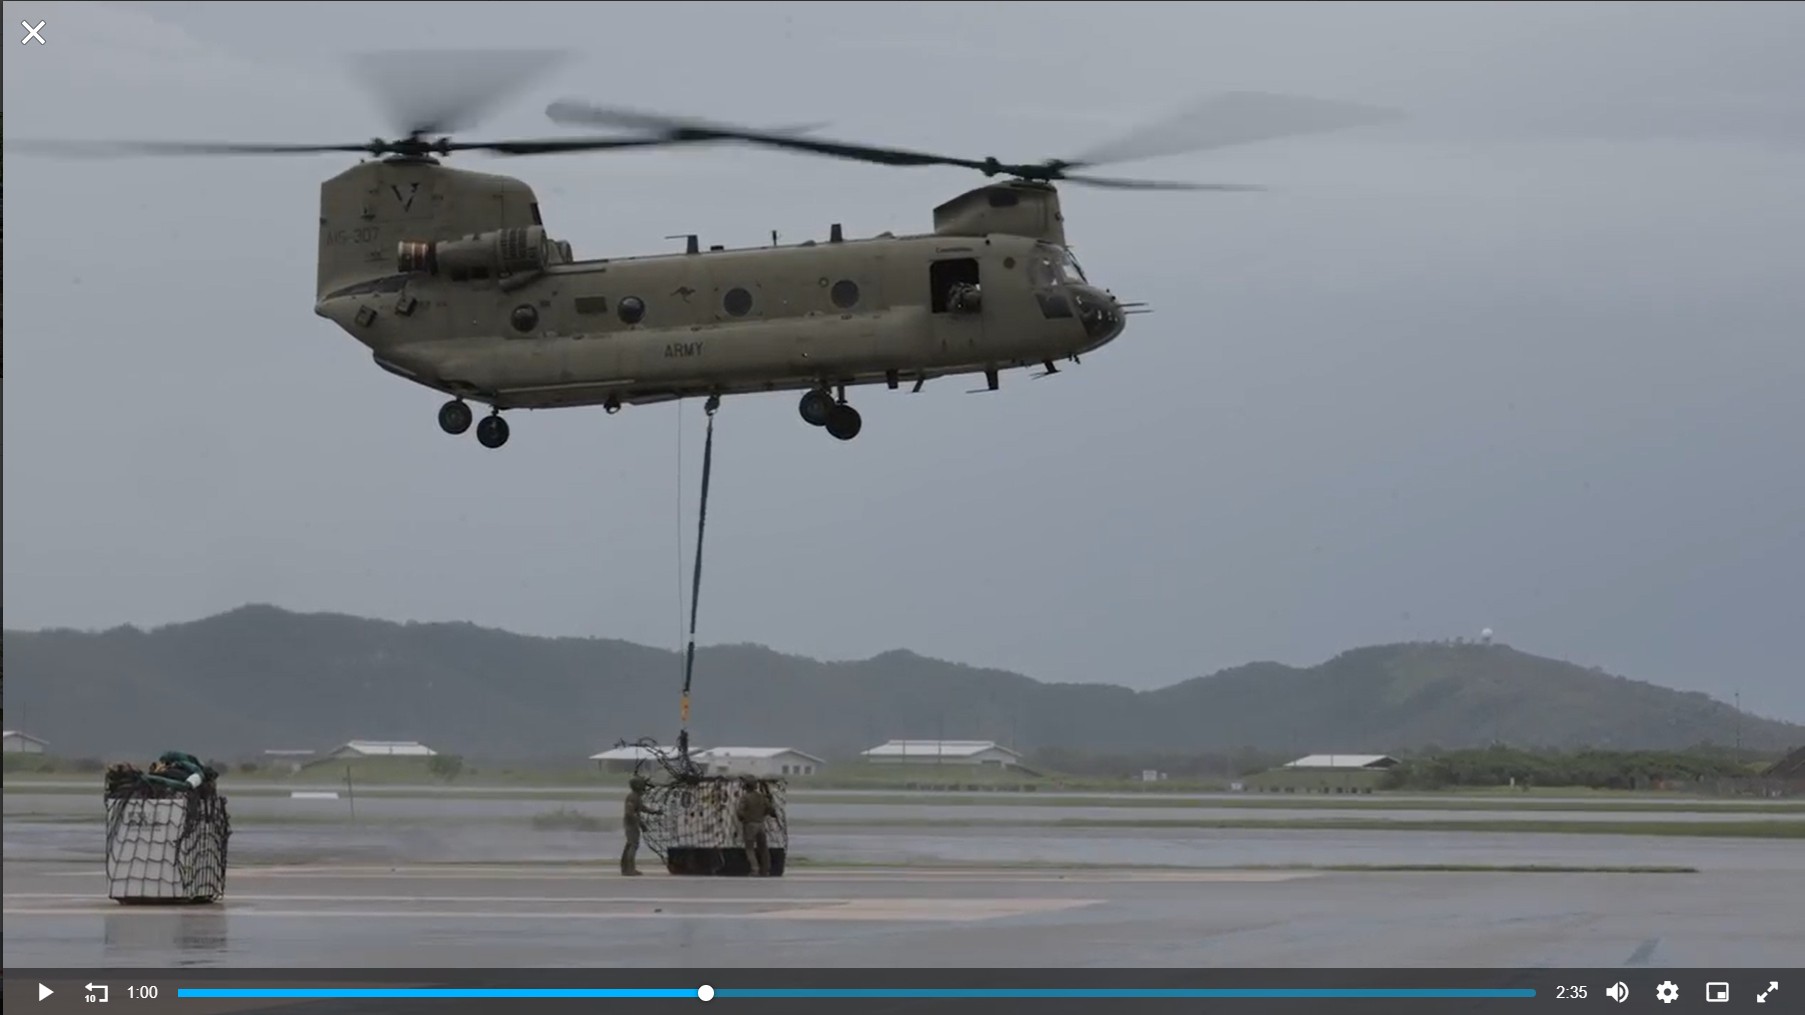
(4, 896), (1097, 923)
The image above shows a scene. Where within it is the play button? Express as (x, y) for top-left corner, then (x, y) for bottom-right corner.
(39, 984), (54, 1001)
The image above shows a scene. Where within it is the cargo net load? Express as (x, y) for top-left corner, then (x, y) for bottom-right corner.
(625, 739), (790, 876)
(103, 752), (231, 904)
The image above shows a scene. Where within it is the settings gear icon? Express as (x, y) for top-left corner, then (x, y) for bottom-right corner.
(1656, 981), (1680, 1004)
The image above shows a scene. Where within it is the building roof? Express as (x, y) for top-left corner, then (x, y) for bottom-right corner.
(589, 745), (693, 762)
(695, 746), (825, 764)
(861, 739), (1022, 759)
(335, 740), (436, 756)
(1282, 754), (1399, 770)
(3, 730), (49, 745)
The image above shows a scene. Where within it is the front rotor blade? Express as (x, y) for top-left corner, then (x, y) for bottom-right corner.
(9, 139), (383, 158)
(1066, 90), (1402, 169)
(548, 101), (992, 172)
(355, 49), (575, 137)
(1061, 172), (1265, 191)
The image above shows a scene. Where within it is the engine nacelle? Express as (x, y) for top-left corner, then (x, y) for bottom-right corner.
(397, 226), (551, 281)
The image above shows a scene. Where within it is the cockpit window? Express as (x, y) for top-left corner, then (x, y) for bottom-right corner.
(1057, 248), (1087, 282)
(1031, 244), (1087, 285)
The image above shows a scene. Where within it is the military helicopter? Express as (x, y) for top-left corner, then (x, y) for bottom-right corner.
(18, 51), (1397, 448)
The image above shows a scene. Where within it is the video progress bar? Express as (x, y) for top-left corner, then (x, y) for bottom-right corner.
(178, 987), (1538, 999)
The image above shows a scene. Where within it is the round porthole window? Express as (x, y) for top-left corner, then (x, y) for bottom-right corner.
(830, 279), (860, 309)
(723, 287), (753, 317)
(510, 305), (539, 332)
(618, 296), (646, 325)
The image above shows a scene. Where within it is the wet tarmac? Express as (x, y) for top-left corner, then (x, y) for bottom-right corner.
(9, 789), (1800, 828)
(6, 787), (1804, 968)
(11, 816), (1805, 870)
(6, 858), (1801, 968)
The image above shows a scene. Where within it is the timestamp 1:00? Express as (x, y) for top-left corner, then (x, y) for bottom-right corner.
(122, 986), (160, 1000)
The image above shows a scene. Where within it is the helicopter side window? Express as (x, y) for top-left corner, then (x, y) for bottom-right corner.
(929, 258), (981, 314)
(1027, 257), (1059, 288)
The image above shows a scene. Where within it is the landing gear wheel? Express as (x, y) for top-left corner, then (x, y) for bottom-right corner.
(438, 400), (473, 435)
(798, 389), (834, 427)
(475, 414), (510, 449)
(824, 404), (862, 441)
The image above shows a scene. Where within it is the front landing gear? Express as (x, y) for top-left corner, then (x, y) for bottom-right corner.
(798, 389), (833, 427)
(475, 412), (510, 449)
(440, 399), (509, 448)
(799, 387), (862, 441)
(825, 403), (861, 441)
(438, 400), (473, 435)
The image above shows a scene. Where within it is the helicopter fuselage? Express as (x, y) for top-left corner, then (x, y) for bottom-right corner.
(313, 157), (1126, 443)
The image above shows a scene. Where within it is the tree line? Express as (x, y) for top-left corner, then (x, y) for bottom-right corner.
(1380, 745), (1771, 790)
(1022, 744), (1783, 791)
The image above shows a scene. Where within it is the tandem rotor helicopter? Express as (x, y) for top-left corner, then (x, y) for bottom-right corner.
(21, 51), (1398, 448)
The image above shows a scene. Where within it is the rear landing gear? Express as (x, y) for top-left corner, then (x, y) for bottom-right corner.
(800, 387), (861, 440)
(438, 399), (473, 435)
(475, 412), (510, 449)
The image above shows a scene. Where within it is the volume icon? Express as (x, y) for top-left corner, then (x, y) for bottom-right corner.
(1606, 982), (1630, 1003)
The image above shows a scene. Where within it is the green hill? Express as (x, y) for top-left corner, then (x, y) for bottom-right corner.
(4, 605), (1798, 761)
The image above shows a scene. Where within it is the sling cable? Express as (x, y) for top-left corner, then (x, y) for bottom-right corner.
(675, 394), (721, 774)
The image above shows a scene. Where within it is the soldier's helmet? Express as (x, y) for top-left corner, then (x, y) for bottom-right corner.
(629, 776), (650, 791)
(739, 774), (757, 786)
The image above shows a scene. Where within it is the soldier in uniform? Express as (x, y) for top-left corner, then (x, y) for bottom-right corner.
(621, 775), (662, 876)
(735, 774), (773, 877)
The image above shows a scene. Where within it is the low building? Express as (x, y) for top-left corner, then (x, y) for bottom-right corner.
(694, 747), (825, 778)
(324, 740), (437, 760)
(263, 749), (318, 773)
(1246, 753), (1400, 793)
(3, 730), (50, 754)
(589, 744), (693, 775)
(860, 739), (1025, 769)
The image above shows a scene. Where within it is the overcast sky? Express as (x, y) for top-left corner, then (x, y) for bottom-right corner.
(5, 1), (1803, 721)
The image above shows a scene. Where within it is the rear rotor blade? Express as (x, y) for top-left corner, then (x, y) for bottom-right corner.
(548, 101), (992, 172)
(8, 139), (389, 157)
(1060, 172), (1264, 192)
(354, 49), (575, 137)
(11, 131), (820, 161)
(543, 103), (826, 143)
(549, 90), (1400, 191)
(447, 136), (702, 156)
(1065, 90), (1402, 169)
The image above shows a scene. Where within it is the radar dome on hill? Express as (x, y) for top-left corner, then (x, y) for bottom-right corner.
(1480, 628), (1495, 644)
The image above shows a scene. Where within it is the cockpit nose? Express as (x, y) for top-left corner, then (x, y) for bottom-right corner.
(1068, 284), (1125, 346)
